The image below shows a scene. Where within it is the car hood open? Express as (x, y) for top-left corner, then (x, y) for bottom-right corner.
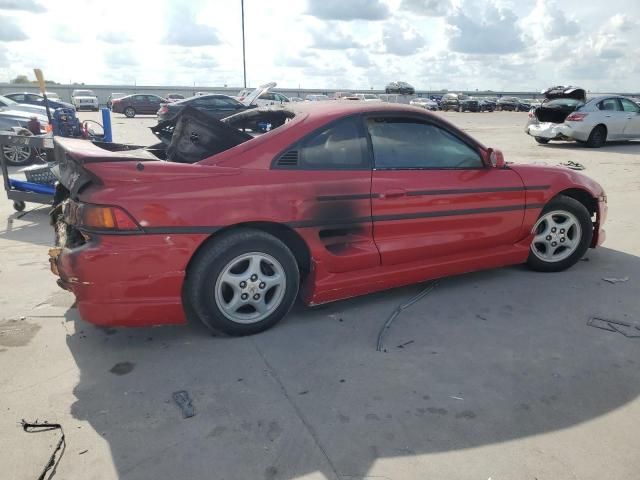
(241, 82), (276, 106)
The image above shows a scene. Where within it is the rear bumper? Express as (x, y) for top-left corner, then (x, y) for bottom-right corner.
(50, 232), (207, 327)
(526, 122), (590, 142)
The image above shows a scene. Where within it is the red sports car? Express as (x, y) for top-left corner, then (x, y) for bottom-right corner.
(49, 102), (607, 335)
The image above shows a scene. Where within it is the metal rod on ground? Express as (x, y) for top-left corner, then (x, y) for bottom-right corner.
(101, 108), (112, 142)
(241, 0), (247, 88)
(376, 281), (439, 352)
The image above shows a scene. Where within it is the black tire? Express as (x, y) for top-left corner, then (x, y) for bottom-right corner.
(526, 195), (593, 272)
(534, 137), (550, 144)
(185, 229), (300, 336)
(124, 107), (136, 118)
(586, 125), (606, 148)
(13, 201), (26, 212)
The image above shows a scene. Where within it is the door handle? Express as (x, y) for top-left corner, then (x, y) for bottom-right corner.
(379, 189), (406, 199)
(605, 115), (612, 118)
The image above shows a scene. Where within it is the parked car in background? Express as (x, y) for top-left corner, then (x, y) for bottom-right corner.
(195, 91), (215, 97)
(235, 88), (253, 101)
(157, 94), (249, 122)
(526, 91), (640, 147)
(111, 94), (167, 117)
(289, 97), (304, 102)
(354, 93), (380, 102)
(0, 109), (48, 165)
(166, 93), (185, 103)
(5, 92), (74, 111)
(410, 97), (439, 110)
(49, 101), (607, 335)
(107, 93), (127, 109)
(441, 93), (479, 112)
(306, 94), (330, 101)
(497, 97), (529, 112)
(385, 81), (415, 95)
(156, 84), (274, 122)
(255, 92), (290, 107)
(71, 89), (99, 111)
(0, 94), (49, 116)
(45, 92), (60, 100)
(478, 98), (496, 112)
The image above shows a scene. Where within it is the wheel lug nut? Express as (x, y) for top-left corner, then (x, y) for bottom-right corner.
(253, 294), (260, 300)
(560, 229), (565, 234)
(250, 274), (258, 281)
(552, 242), (557, 246)
(259, 282), (266, 289)
(560, 238), (565, 243)
(241, 293), (248, 300)
(239, 281), (247, 288)
(551, 227), (557, 233)
(546, 235), (552, 241)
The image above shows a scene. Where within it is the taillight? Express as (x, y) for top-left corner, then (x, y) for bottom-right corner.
(81, 204), (139, 231)
(159, 106), (168, 114)
(566, 113), (587, 122)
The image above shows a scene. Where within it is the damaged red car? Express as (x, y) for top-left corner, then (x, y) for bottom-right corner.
(49, 102), (607, 335)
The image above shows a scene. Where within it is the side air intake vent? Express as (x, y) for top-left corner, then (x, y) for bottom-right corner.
(276, 150), (299, 167)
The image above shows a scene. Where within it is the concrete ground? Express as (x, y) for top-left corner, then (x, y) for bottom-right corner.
(1, 110), (639, 480)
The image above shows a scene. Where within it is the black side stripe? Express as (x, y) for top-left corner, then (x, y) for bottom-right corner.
(316, 185), (550, 201)
(316, 193), (372, 202)
(288, 203), (545, 229)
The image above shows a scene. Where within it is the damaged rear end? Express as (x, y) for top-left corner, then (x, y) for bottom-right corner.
(526, 86), (586, 141)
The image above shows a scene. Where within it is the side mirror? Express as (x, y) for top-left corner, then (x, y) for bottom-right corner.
(488, 148), (505, 168)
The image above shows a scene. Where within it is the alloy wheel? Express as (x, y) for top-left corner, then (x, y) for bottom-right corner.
(214, 252), (287, 324)
(2, 145), (32, 165)
(530, 210), (582, 263)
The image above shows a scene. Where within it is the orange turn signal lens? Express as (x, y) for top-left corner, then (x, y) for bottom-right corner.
(81, 205), (138, 231)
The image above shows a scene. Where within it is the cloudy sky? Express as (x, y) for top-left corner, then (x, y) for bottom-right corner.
(0, 0), (638, 92)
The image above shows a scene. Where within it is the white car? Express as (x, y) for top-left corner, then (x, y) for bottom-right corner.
(305, 94), (330, 101)
(354, 93), (381, 102)
(410, 97), (439, 110)
(254, 92), (289, 107)
(71, 89), (99, 111)
(45, 91), (60, 100)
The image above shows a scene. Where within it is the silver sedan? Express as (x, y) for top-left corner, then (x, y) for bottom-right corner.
(526, 96), (640, 147)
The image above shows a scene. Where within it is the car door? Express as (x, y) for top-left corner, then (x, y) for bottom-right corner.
(596, 98), (627, 139)
(367, 114), (527, 266)
(26, 94), (43, 106)
(271, 116), (379, 274)
(147, 95), (164, 114)
(619, 98), (640, 139)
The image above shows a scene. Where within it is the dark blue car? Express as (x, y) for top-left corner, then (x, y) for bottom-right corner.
(5, 92), (75, 111)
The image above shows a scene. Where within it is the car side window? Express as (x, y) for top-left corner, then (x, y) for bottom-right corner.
(133, 95), (146, 102)
(300, 117), (368, 169)
(598, 99), (621, 111)
(10, 94), (25, 102)
(367, 118), (483, 169)
(620, 99), (640, 113)
(27, 94), (42, 103)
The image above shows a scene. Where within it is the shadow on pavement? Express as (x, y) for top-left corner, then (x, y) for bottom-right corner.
(0, 207), (52, 247)
(539, 140), (640, 156)
(64, 247), (640, 480)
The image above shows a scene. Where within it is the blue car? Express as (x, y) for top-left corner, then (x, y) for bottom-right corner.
(5, 92), (75, 111)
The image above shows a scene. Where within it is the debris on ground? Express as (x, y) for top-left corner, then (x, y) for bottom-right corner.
(396, 340), (415, 349)
(476, 314), (488, 321)
(21, 420), (66, 480)
(602, 276), (629, 284)
(78, 449), (88, 455)
(587, 316), (640, 338)
(559, 160), (585, 170)
(376, 281), (438, 352)
(173, 390), (196, 418)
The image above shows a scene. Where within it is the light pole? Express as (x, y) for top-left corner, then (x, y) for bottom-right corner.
(241, 0), (247, 88)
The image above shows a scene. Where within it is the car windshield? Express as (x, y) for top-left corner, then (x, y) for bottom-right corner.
(0, 95), (17, 105)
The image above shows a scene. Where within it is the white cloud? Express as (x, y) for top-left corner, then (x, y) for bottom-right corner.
(306, 0), (389, 21)
(310, 24), (362, 50)
(446, 2), (525, 54)
(0, 0), (45, 12)
(400, 0), (450, 16)
(382, 21), (425, 56)
(0, 15), (28, 41)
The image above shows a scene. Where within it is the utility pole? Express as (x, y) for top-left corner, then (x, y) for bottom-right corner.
(241, 0), (247, 88)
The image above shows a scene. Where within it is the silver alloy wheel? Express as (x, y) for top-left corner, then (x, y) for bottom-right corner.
(2, 145), (31, 165)
(214, 252), (286, 324)
(531, 210), (582, 263)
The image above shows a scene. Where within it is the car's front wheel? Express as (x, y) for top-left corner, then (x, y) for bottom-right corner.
(586, 125), (606, 148)
(124, 107), (136, 118)
(185, 229), (300, 336)
(527, 195), (593, 272)
(534, 137), (550, 144)
(1, 144), (34, 166)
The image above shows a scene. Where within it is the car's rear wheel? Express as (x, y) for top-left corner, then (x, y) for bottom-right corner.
(124, 107), (136, 118)
(534, 137), (550, 144)
(527, 195), (592, 272)
(586, 125), (606, 148)
(185, 229), (300, 336)
(1, 144), (34, 166)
